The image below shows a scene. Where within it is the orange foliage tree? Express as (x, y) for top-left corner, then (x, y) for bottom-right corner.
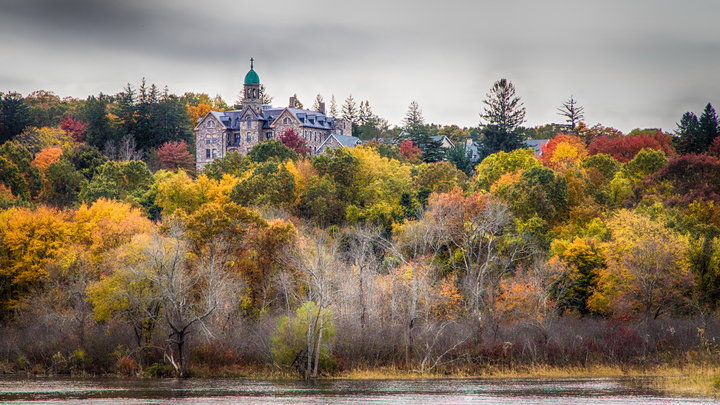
(31, 146), (63, 173)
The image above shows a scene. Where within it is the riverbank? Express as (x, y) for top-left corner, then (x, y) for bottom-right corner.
(4, 362), (719, 398)
(188, 363), (720, 398)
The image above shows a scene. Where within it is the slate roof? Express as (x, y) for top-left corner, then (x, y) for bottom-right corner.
(318, 133), (361, 150)
(524, 139), (549, 155)
(205, 106), (337, 131)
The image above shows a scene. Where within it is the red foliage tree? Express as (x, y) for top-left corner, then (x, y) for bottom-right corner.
(279, 128), (310, 155)
(399, 139), (422, 162)
(157, 140), (195, 171)
(644, 154), (720, 204)
(588, 131), (675, 163)
(59, 115), (88, 142)
(708, 137), (720, 158)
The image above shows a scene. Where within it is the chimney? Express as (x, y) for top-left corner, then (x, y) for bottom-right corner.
(289, 96), (296, 108)
(318, 102), (326, 115)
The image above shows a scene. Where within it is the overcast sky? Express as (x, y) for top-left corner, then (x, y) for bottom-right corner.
(1, 0), (718, 132)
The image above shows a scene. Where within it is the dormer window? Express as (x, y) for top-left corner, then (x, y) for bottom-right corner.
(283, 117), (291, 125)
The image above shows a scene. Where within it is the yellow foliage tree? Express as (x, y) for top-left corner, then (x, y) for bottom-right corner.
(589, 210), (693, 318)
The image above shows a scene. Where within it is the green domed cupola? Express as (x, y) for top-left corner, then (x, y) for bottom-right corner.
(244, 58), (260, 85)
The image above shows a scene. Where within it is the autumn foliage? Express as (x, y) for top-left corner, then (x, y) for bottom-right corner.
(279, 128), (310, 155)
(399, 139), (422, 163)
(59, 115), (88, 142)
(540, 134), (588, 171)
(588, 131), (675, 163)
(156, 140), (195, 171)
(31, 146), (63, 172)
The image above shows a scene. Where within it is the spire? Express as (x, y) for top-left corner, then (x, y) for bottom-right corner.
(244, 58), (260, 85)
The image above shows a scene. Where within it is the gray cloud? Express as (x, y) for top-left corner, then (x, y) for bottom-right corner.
(0, 0), (718, 132)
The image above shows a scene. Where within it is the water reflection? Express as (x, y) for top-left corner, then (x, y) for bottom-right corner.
(0, 377), (716, 404)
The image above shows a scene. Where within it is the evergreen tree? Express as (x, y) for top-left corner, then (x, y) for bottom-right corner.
(291, 93), (304, 109)
(445, 143), (474, 175)
(329, 95), (338, 117)
(0, 93), (30, 143)
(81, 95), (117, 150)
(403, 100), (424, 130)
(675, 112), (702, 154)
(698, 103), (719, 151)
(342, 95), (358, 124)
(312, 94), (324, 111)
(481, 78), (526, 132)
(478, 78), (526, 158)
(259, 85), (273, 105)
(400, 101), (442, 162)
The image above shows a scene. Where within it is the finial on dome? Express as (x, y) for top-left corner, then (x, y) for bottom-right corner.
(250, 58), (254, 69)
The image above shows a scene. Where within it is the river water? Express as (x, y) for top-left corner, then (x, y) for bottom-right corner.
(0, 377), (717, 404)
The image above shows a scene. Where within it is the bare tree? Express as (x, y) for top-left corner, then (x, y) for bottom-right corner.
(557, 95), (585, 130)
(284, 230), (340, 378)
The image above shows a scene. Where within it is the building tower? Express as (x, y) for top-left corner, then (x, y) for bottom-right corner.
(242, 58), (261, 108)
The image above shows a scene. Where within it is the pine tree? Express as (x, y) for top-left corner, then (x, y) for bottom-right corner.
(481, 78), (526, 132)
(312, 94), (324, 112)
(699, 103), (719, 151)
(557, 95), (585, 130)
(342, 95), (358, 124)
(400, 101), (442, 162)
(329, 95), (338, 117)
(81, 94), (117, 150)
(291, 94), (304, 109)
(0, 92), (30, 143)
(404, 101), (424, 130)
(259, 85), (273, 105)
(478, 78), (526, 157)
(675, 112), (702, 154)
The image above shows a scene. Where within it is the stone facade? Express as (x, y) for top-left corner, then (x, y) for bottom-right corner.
(195, 60), (356, 171)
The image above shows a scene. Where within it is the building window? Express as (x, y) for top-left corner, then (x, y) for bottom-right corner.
(205, 149), (211, 159)
(211, 149), (218, 159)
(283, 117), (290, 125)
(246, 132), (252, 142)
(234, 133), (240, 144)
(207, 120), (215, 128)
(246, 119), (252, 129)
(266, 131), (273, 139)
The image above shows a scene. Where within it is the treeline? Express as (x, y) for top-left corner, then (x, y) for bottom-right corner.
(1, 81), (720, 378)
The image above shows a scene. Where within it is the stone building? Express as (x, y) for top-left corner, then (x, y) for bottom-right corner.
(195, 59), (356, 170)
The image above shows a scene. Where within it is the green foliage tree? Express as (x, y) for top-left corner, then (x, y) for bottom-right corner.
(445, 142), (474, 175)
(41, 159), (84, 207)
(271, 301), (335, 378)
(79, 160), (153, 203)
(0, 141), (42, 198)
(230, 161), (296, 207)
(0, 93), (30, 143)
(473, 148), (540, 191)
(497, 166), (569, 223)
(478, 79), (526, 158)
(80, 94), (116, 150)
(202, 151), (246, 180)
(65, 144), (107, 179)
(248, 139), (299, 163)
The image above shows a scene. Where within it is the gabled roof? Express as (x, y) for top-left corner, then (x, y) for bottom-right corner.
(318, 133), (361, 150)
(194, 111), (228, 130)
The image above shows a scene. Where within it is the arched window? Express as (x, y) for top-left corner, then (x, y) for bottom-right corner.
(246, 132), (252, 142)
